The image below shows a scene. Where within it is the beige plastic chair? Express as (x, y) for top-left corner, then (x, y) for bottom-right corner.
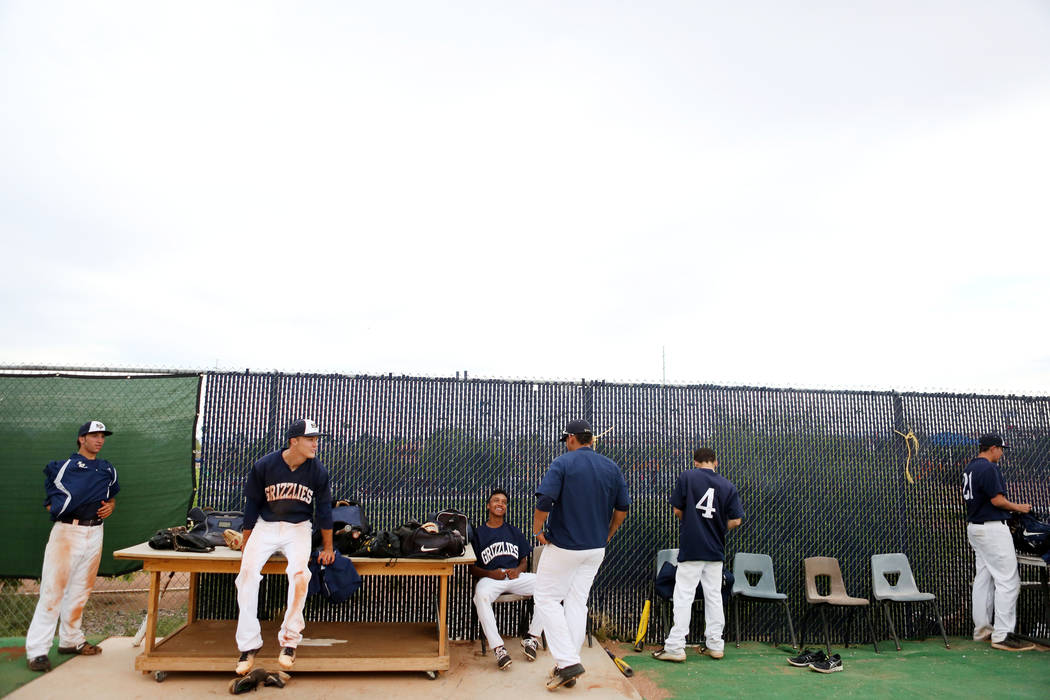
(801, 557), (879, 654)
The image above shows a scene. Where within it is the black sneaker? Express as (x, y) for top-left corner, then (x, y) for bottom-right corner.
(991, 635), (1036, 652)
(495, 645), (513, 669)
(809, 653), (843, 673)
(787, 648), (825, 667)
(27, 655), (52, 672)
(546, 663), (585, 690)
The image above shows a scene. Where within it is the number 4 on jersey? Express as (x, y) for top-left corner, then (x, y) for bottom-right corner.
(695, 487), (716, 519)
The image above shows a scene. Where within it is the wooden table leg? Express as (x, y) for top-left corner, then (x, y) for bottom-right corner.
(187, 572), (199, 624)
(438, 574), (448, 658)
(144, 570), (160, 653)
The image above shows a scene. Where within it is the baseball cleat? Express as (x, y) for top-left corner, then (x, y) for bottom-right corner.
(545, 663), (585, 690)
(651, 648), (686, 662)
(27, 655), (52, 672)
(494, 645), (513, 669)
(235, 647), (260, 675)
(521, 636), (539, 661)
(808, 653), (843, 673)
(701, 646), (724, 659)
(278, 646), (296, 669)
(991, 635), (1035, 652)
(58, 641), (102, 655)
(787, 648), (826, 667)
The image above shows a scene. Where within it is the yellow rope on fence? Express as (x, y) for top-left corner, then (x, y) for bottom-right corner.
(894, 428), (919, 484)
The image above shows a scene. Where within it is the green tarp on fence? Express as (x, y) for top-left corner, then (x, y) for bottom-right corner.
(0, 373), (200, 577)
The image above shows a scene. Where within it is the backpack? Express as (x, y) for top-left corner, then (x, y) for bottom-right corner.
(187, 507), (245, 547)
(308, 553), (362, 603)
(402, 524), (466, 558)
(1008, 511), (1050, 560)
(428, 509), (472, 543)
(654, 560), (735, 605)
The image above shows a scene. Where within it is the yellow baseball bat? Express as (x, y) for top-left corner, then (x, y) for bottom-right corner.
(605, 647), (634, 677)
(632, 599), (650, 652)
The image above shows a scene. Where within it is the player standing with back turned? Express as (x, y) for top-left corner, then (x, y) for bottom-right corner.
(653, 447), (742, 663)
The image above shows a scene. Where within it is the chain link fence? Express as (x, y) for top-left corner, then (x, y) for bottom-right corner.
(2, 366), (1049, 647)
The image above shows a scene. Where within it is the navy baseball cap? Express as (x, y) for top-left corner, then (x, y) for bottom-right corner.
(286, 418), (326, 441)
(77, 420), (113, 437)
(559, 419), (593, 442)
(978, 433), (1010, 451)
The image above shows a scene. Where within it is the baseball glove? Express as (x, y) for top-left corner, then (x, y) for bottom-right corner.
(228, 669), (290, 694)
(223, 529), (244, 551)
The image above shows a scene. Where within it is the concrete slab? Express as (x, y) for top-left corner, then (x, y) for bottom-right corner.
(10, 637), (643, 700)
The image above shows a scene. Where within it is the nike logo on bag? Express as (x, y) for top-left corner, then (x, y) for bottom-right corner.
(420, 546), (440, 552)
(1022, 530), (1046, 537)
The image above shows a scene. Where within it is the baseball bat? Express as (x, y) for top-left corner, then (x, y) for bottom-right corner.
(132, 571), (176, 647)
(632, 599), (651, 652)
(604, 647), (634, 677)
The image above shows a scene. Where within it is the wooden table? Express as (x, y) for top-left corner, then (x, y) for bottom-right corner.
(113, 543), (475, 681)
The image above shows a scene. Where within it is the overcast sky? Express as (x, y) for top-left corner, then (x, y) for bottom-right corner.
(2, 1), (1048, 395)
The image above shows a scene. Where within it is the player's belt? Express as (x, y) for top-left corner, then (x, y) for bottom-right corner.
(59, 516), (103, 526)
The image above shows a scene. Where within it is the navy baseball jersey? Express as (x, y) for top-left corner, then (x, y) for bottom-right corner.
(536, 446), (631, 550)
(670, 468), (743, 562)
(43, 453), (120, 521)
(242, 450), (333, 530)
(963, 457), (1009, 523)
(470, 522), (532, 571)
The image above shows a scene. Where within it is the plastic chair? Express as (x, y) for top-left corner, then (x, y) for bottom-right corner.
(870, 553), (949, 650)
(475, 545), (547, 653)
(730, 552), (797, 648)
(801, 556), (879, 654)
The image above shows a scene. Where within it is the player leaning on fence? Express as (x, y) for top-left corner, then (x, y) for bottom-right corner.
(25, 421), (119, 672)
(532, 419), (630, 691)
(652, 447), (742, 663)
(963, 433), (1035, 652)
(234, 419), (335, 675)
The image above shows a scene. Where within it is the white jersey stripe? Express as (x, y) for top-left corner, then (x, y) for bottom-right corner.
(53, 459), (73, 516)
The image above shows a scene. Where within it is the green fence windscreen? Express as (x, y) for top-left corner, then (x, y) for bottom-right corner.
(0, 373), (200, 576)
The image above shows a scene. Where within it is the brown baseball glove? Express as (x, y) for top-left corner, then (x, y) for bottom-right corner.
(223, 529), (244, 551)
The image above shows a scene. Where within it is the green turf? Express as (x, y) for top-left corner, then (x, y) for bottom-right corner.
(617, 639), (1048, 700)
(0, 636), (105, 698)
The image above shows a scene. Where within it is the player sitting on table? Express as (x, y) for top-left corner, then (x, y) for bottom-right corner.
(234, 418), (335, 675)
(469, 489), (544, 670)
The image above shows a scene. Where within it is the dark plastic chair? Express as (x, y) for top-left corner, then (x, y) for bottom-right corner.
(870, 553), (949, 650)
(731, 552), (797, 648)
(801, 556), (879, 654)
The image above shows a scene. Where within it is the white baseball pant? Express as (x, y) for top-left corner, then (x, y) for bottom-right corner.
(25, 522), (104, 658)
(663, 560), (724, 654)
(533, 544), (605, 668)
(235, 520), (312, 652)
(473, 572), (543, 650)
(967, 520), (1021, 643)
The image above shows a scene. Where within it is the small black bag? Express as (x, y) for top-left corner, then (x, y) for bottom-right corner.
(429, 509), (471, 542)
(356, 530), (401, 558)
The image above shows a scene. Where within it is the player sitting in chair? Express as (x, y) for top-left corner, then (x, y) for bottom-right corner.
(469, 489), (543, 670)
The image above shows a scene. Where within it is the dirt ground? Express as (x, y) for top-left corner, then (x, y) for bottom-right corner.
(10, 637), (646, 700)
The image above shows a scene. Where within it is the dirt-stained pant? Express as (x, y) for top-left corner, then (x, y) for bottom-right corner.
(967, 520), (1021, 643)
(25, 522), (104, 658)
(235, 520), (312, 652)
